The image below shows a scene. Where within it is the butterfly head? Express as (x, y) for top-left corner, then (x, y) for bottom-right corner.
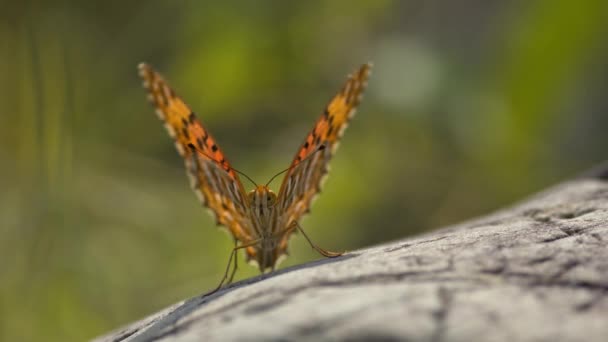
(248, 185), (278, 210)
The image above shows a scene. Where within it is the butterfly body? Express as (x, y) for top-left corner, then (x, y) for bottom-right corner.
(246, 185), (283, 272)
(139, 62), (371, 277)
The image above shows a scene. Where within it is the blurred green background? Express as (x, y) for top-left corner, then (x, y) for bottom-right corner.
(2, 0), (608, 340)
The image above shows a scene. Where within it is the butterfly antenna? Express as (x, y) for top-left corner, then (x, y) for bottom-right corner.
(187, 143), (258, 187)
(265, 145), (326, 187)
(230, 168), (258, 188)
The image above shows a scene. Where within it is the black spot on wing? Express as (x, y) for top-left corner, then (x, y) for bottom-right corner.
(313, 135), (321, 145)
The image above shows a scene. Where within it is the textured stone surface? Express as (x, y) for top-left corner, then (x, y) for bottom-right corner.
(94, 172), (608, 342)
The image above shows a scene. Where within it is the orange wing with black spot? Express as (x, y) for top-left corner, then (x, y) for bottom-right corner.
(277, 63), (372, 233)
(138, 63), (255, 243)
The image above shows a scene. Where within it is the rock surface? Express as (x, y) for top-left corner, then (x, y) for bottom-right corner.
(94, 170), (608, 342)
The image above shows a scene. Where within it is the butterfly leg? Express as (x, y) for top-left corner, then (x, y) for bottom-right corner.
(226, 237), (239, 285)
(292, 221), (344, 258)
(204, 238), (261, 296)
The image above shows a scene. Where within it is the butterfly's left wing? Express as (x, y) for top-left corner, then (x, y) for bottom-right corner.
(138, 63), (256, 244)
(275, 63), (372, 249)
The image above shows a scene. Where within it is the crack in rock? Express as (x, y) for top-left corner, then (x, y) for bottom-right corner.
(431, 286), (452, 342)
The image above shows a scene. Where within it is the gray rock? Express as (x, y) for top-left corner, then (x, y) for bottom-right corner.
(94, 170), (608, 342)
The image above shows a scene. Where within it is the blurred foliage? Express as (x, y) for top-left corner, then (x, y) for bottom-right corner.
(1, 0), (608, 340)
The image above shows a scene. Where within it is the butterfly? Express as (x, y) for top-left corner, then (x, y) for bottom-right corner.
(138, 62), (371, 292)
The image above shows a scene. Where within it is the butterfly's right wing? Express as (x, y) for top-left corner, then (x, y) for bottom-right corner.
(138, 63), (256, 243)
(277, 63), (372, 224)
(273, 63), (371, 255)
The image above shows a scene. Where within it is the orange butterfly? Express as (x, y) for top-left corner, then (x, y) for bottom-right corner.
(139, 62), (371, 293)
